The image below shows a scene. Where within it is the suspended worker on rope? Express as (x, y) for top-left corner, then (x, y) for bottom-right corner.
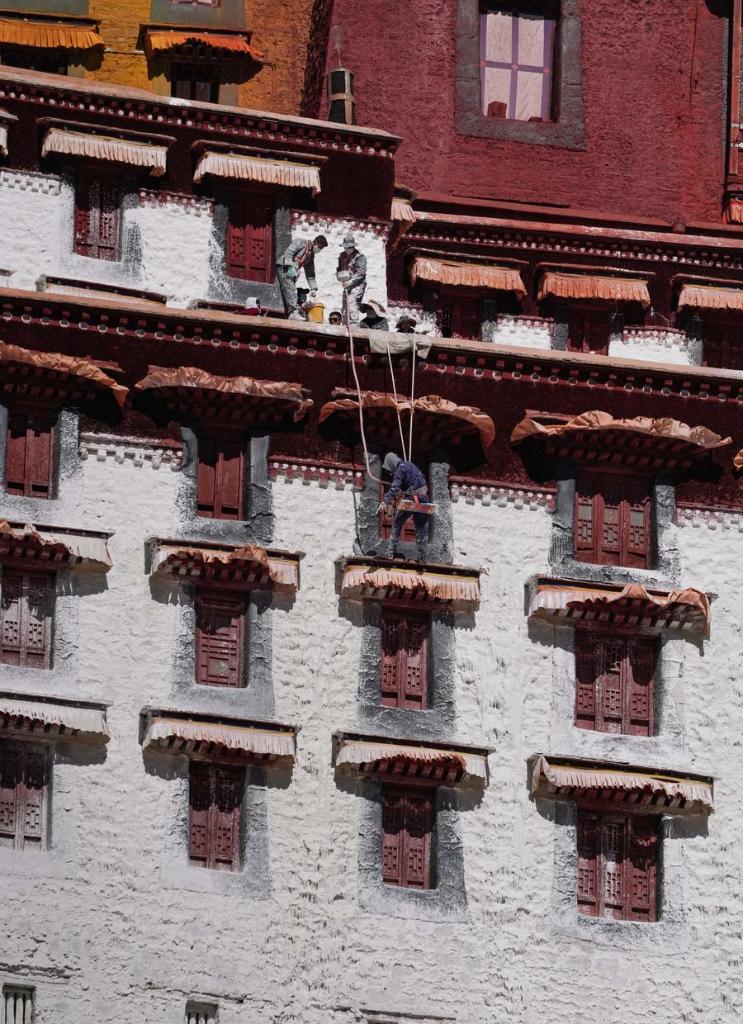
(378, 452), (431, 563)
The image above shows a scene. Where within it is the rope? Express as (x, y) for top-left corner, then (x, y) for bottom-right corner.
(408, 336), (417, 460)
(385, 334), (409, 462)
(344, 293), (384, 485)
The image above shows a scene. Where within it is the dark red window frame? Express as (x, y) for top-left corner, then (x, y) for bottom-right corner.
(195, 589), (247, 688)
(439, 289), (481, 340)
(0, 742), (48, 852)
(382, 784), (434, 889)
(702, 318), (743, 370)
(170, 64), (220, 102)
(577, 808), (659, 922)
(73, 167), (123, 262)
(567, 304), (612, 354)
(0, 568), (54, 670)
(5, 404), (56, 499)
(188, 761), (245, 871)
(226, 192), (274, 283)
(196, 429), (246, 520)
(380, 606), (430, 710)
(575, 630), (656, 736)
(574, 469), (652, 569)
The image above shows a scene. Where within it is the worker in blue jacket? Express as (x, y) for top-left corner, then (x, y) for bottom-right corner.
(378, 452), (430, 562)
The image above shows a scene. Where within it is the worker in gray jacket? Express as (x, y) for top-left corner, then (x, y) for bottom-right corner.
(276, 235), (328, 318)
(336, 234), (367, 323)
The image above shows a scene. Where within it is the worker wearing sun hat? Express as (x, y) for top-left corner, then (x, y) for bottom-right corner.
(336, 234), (367, 324)
(359, 298), (390, 331)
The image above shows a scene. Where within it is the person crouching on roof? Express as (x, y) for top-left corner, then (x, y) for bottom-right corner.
(379, 452), (429, 563)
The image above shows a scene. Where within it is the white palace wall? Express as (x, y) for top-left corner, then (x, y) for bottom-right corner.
(1, 440), (739, 1023)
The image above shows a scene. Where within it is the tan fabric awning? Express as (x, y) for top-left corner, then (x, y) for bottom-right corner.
(677, 283), (743, 312)
(335, 736), (489, 784)
(42, 127), (167, 177)
(511, 410), (730, 470)
(143, 30), (261, 58)
(318, 389), (495, 453)
(142, 712), (296, 761)
(149, 539), (300, 591)
(531, 755), (713, 814)
(538, 271), (651, 306)
(0, 342), (128, 407)
(0, 692), (108, 738)
(135, 366), (312, 424)
(410, 255), (526, 294)
(391, 197), (416, 223)
(0, 521), (112, 569)
(0, 18), (103, 50)
(194, 151), (321, 192)
(528, 578), (710, 636)
(341, 559), (480, 607)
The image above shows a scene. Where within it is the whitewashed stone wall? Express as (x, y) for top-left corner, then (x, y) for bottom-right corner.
(490, 314), (554, 350)
(608, 326), (703, 366)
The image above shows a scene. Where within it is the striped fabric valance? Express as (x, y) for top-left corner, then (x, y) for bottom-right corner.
(42, 128), (167, 176)
(538, 271), (651, 307)
(194, 151), (321, 192)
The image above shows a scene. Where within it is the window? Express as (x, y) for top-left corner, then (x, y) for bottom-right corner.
(2, 985), (35, 1024)
(188, 761), (244, 871)
(171, 65), (220, 102)
(0, 570), (54, 670)
(577, 809), (658, 921)
(196, 430), (246, 520)
(226, 194), (274, 283)
(185, 1001), (218, 1024)
(574, 471), (652, 569)
(0, 47), (66, 74)
(575, 632), (656, 735)
(0, 743), (48, 852)
(440, 291), (481, 339)
(4, 406), (56, 499)
(195, 591), (246, 688)
(480, 4), (556, 122)
(382, 785), (433, 889)
(703, 320), (743, 370)
(73, 169), (122, 262)
(568, 305), (611, 355)
(381, 608), (430, 710)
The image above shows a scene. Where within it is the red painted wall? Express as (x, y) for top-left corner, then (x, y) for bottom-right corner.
(321, 0), (730, 225)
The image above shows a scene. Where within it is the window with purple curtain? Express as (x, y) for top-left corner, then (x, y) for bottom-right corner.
(480, 6), (556, 122)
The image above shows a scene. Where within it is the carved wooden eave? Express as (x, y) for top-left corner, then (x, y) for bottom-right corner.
(0, 520), (113, 569)
(148, 538), (302, 591)
(0, 67), (400, 158)
(338, 556), (481, 609)
(140, 708), (297, 764)
(530, 754), (714, 816)
(0, 341), (128, 409)
(2, 287), (743, 406)
(333, 731), (491, 786)
(526, 577), (711, 638)
(0, 691), (109, 739)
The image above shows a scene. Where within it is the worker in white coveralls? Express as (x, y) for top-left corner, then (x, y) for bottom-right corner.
(336, 234), (367, 323)
(378, 452), (430, 563)
(276, 235), (328, 319)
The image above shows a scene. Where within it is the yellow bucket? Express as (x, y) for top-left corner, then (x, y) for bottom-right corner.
(305, 302), (325, 323)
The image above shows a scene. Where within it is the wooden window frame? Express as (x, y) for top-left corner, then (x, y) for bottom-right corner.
(574, 467), (653, 569)
(438, 287), (482, 340)
(479, 2), (557, 123)
(381, 784), (434, 890)
(0, 46), (68, 74)
(226, 190), (275, 284)
(0, 567), (55, 670)
(567, 303), (613, 354)
(380, 605), (430, 710)
(73, 166), (123, 262)
(2, 984), (36, 1024)
(4, 403), (57, 499)
(196, 427), (247, 521)
(188, 760), (245, 872)
(0, 741), (49, 853)
(170, 63), (220, 103)
(702, 317), (743, 371)
(576, 807), (659, 922)
(194, 588), (247, 688)
(574, 629), (656, 736)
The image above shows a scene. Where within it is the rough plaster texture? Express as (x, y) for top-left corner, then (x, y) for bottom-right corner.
(490, 316), (553, 350)
(609, 327), (703, 367)
(0, 440), (739, 1023)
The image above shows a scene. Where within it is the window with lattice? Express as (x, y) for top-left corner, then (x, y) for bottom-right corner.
(577, 809), (659, 921)
(4, 405), (56, 499)
(567, 304), (611, 354)
(438, 289), (481, 340)
(185, 1000), (218, 1024)
(382, 785), (433, 889)
(575, 631), (656, 736)
(227, 193), (274, 283)
(574, 470), (652, 569)
(480, 3), (556, 122)
(188, 761), (244, 871)
(702, 319), (743, 370)
(195, 590), (246, 688)
(196, 429), (246, 520)
(2, 985), (35, 1024)
(171, 64), (220, 102)
(74, 168), (122, 261)
(0, 570), (54, 670)
(0, 743), (48, 852)
(380, 607), (430, 710)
